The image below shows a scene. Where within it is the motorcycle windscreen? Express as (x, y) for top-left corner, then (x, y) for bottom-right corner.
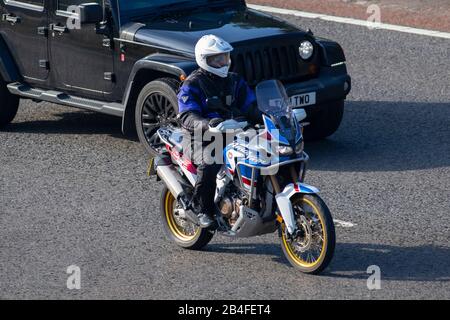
(255, 80), (297, 143)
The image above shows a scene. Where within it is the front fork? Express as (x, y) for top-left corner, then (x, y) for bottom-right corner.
(270, 168), (320, 235)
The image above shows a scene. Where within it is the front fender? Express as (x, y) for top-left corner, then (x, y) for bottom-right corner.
(275, 183), (320, 234)
(280, 183), (320, 198)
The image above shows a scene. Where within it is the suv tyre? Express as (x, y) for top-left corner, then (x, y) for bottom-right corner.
(304, 100), (345, 141)
(135, 78), (180, 155)
(0, 80), (19, 129)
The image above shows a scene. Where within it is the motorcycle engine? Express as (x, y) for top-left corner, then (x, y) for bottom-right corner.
(218, 190), (244, 227)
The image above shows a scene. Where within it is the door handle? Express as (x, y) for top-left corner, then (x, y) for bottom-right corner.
(50, 23), (68, 35)
(2, 14), (21, 25)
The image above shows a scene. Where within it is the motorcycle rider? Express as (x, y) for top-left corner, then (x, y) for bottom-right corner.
(177, 34), (262, 228)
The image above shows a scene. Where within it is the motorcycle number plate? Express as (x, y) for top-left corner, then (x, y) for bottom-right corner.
(147, 158), (156, 176)
(289, 92), (316, 107)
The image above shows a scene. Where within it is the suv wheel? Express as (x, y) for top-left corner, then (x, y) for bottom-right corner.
(0, 80), (19, 129)
(304, 100), (344, 141)
(135, 78), (180, 155)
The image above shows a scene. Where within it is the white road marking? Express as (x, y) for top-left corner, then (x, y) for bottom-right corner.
(248, 4), (450, 40)
(334, 219), (356, 228)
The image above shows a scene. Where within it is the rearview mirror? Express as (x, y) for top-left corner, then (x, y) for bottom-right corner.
(79, 3), (103, 24)
(293, 108), (307, 122)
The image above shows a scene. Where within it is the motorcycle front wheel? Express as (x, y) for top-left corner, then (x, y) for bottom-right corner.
(160, 187), (214, 250)
(280, 194), (335, 274)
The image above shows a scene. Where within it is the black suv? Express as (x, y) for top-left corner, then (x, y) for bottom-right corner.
(0, 0), (351, 153)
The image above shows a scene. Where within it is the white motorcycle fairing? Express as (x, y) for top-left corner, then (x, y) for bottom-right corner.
(275, 183), (320, 234)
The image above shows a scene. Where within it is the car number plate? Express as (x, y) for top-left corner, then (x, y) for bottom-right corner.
(289, 92), (316, 107)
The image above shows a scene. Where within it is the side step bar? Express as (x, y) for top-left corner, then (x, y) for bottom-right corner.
(7, 82), (124, 117)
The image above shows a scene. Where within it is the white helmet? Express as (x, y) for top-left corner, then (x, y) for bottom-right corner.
(195, 34), (234, 78)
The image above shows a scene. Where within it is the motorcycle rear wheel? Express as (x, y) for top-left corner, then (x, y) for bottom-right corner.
(280, 194), (335, 274)
(160, 187), (214, 250)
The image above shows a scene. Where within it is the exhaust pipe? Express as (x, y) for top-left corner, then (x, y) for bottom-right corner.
(156, 164), (185, 198)
(156, 161), (200, 225)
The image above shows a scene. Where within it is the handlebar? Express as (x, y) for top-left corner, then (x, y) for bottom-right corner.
(208, 119), (249, 134)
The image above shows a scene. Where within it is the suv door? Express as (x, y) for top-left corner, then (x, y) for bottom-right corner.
(0, 0), (49, 83)
(49, 0), (114, 100)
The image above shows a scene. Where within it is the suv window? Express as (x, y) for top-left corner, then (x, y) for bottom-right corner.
(58, 0), (102, 11)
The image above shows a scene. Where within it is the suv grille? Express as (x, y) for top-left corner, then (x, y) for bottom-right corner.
(231, 43), (317, 86)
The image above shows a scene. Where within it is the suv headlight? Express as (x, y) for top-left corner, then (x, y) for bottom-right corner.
(299, 41), (314, 60)
(277, 145), (293, 156)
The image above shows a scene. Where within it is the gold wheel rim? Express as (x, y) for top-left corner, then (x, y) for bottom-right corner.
(165, 191), (200, 241)
(282, 198), (327, 268)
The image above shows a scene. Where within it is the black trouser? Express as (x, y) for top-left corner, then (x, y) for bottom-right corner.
(184, 134), (223, 216)
(192, 162), (222, 216)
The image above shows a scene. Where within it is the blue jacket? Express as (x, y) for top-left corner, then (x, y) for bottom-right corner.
(177, 69), (261, 131)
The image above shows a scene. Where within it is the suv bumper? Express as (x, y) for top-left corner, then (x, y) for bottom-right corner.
(284, 64), (351, 113)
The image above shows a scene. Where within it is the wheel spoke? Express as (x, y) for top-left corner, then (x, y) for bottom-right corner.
(141, 92), (179, 145)
(145, 99), (155, 113)
(172, 203), (198, 236)
(149, 95), (159, 113)
(165, 104), (175, 118)
(143, 123), (159, 136)
(143, 104), (154, 118)
(143, 122), (158, 128)
(312, 232), (324, 243)
(151, 95), (160, 113)
(285, 198), (328, 266)
(164, 98), (170, 110)
(157, 95), (164, 108)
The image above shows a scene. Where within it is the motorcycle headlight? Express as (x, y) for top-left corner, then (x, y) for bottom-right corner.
(277, 145), (294, 156)
(299, 41), (314, 60)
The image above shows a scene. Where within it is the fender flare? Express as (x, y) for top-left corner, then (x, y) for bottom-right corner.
(0, 35), (21, 82)
(316, 37), (346, 67)
(121, 54), (198, 134)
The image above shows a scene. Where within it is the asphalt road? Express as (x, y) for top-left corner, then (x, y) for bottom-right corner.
(1, 14), (449, 300)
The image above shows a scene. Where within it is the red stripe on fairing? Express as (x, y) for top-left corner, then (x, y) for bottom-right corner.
(263, 131), (272, 141)
(228, 167), (234, 175)
(170, 148), (181, 161)
(168, 147), (197, 174)
(242, 176), (256, 187)
(184, 160), (197, 174)
(294, 184), (300, 192)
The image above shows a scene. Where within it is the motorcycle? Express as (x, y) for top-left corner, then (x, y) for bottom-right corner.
(148, 80), (335, 274)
